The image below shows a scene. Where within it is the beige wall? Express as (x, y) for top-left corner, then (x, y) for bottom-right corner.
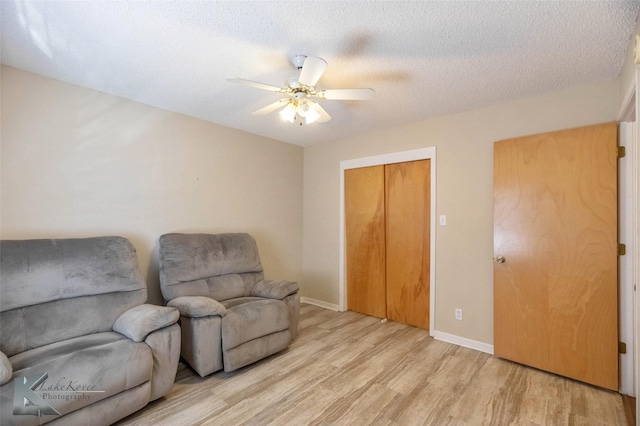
(1, 66), (304, 305)
(302, 80), (619, 345)
(0, 64), (624, 347)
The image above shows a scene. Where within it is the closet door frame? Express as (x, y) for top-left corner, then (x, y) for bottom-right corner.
(339, 147), (437, 336)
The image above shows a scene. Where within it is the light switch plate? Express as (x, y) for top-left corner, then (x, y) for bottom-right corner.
(439, 215), (447, 226)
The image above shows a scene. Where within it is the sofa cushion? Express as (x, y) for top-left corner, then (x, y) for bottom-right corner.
(0, 237), (145, 312)
(222, 330), (291, 372)
(1, 290), (146, 357)
(168, 296), (227, 318)
(221, 299), (290, 350)
(159, 233), (264, 301)
(0, 236), (147, 357)
(219, 296), (264, 309)
(251, 279), (299, 300)
(204, 274), (255, 302)
(3, 332), (151, 419)
(0, 352), (10, 386)
(113, 304), (179, 342)
(46, 382), (151, 426)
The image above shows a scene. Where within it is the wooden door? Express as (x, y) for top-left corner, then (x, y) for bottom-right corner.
(345, 165), (386, 318)
(385, 160), (431, 329)
(493, 122), (618, 390)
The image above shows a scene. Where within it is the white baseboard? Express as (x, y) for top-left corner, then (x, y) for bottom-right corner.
(299, 299), (493, 355)
(433, 330), (494, 355)
(300, 297), (340, 311)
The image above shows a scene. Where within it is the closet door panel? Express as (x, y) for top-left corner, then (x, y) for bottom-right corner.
(345, 165), (386, 318)
(385, 160), (431, 329)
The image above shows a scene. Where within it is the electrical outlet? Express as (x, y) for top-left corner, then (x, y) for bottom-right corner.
(455, 308), (463, 321)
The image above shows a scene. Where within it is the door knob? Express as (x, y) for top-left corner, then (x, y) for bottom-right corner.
(496, 255), (506, 264)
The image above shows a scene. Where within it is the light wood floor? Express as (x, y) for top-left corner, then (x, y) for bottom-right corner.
(118, 304), (628, 425)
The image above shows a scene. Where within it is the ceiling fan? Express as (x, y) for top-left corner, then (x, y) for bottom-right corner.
(226, 55), (375, 125)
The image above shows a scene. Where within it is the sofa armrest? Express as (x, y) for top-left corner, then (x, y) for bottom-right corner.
(113, 304), (180, 342)
(145, 323), (181, 401)
(167, 296), (227, 318)
(0, 351), (11, 386)
(251, 279), (299, 300)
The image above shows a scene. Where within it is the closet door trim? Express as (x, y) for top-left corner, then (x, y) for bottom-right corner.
(339, 147), (437, 337)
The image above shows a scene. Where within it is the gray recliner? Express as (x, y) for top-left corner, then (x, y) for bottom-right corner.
(158, 233), (299, 376)
(0, 236), (181, 426)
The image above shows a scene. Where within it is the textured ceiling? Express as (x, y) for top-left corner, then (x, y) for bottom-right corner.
(2, 1), (639, 147)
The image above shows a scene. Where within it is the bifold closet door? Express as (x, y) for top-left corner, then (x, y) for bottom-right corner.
(345, 160), (430, 329)
(385, 160), (430, 329)
(345, 165), (386, 318)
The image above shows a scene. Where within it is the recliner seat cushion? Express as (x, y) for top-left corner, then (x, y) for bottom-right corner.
(219, 296), (264, 310)
(2, 332), (151, 418)
(221, 299), (290, 351)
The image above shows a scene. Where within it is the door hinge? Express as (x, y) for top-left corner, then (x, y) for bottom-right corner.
(618, 243), (626, 256)
(619, 341), (627, 354)
(617, 146), (626, 158)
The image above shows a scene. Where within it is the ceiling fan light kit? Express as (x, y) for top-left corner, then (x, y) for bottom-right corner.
(279, 103), (297, 123)
(226, 55), (375, 125)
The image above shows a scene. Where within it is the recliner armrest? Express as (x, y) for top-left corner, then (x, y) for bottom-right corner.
(0, 351), (11, 386)
(251, 279), (299, 300)
(167, 296), (227, 318)
(113, 304), (180, 342)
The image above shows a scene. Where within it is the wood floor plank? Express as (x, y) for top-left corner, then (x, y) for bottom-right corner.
(308, 383), (400, 426)
(117, 304), (627, 426)
(390, 384), (460, 425)
(448, 356), (518, 424)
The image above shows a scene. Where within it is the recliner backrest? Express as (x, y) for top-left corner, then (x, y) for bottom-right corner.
(0, 237), (146, 357)
(158, 233), (264, 302)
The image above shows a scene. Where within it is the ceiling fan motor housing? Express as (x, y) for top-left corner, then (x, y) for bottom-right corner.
(292, 55), (306, 70)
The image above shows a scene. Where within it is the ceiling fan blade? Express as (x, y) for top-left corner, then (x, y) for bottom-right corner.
(252, 99), (290, 115)
(226, 77), (284, 92)
(298, 56), (328, 87)
(318, 88), (375, 101)
(310, 101), (332, 123)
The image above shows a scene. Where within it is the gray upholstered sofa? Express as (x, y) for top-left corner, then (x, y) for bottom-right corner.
(159, 233), (299, 376)
(0, 237), (181, 426)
